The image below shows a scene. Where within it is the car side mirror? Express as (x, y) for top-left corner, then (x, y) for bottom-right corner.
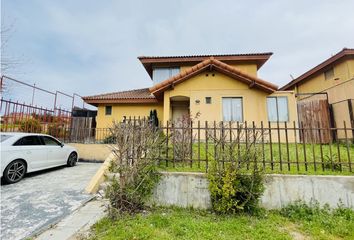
(60, 142), (64, 148)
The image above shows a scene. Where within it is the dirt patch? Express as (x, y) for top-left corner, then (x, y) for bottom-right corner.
(279, 223), (310, 240)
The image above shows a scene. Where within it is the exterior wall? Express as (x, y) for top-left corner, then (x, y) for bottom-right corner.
(67, 143), (111, 161)
(295, 59), (354, 139)
(296, 59), (354, 104)
(331, 99), (354, 139)
(96, 103), (163, 129)
(180, 62), (258, 77)
(163, 71), (297, 124)
(152, 172), (354, 210)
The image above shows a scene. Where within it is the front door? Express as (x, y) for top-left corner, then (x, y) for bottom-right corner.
(172, 105), (189, 125)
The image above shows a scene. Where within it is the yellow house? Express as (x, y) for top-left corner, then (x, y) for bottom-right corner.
(281, 48), (354, 139)
(83, 53), (297, 141)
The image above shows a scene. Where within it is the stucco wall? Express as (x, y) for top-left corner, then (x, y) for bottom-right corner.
(96, 103), (163, 129)
(164, 71), (297, 124)
(68, 143), (111, 161)
(162, 71), (298, 142)
(152, 172), (354, 210)
(296, 59), (354, 104)
(180, 62), (258, 77)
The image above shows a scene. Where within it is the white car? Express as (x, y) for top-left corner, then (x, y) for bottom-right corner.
(1, 132), (78, 184)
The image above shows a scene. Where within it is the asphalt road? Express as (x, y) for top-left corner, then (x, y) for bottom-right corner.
(0, 162), (101, 240)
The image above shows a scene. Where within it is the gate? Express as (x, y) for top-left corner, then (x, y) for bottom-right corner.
(297, 98), (332, 143)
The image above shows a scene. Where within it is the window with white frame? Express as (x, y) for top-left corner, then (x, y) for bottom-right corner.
(152, 67), (180, 84)
(267, 97), (288, 122)
(222, 97), (243, 121)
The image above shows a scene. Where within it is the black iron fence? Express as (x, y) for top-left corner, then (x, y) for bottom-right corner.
(2, 118), (352, 174)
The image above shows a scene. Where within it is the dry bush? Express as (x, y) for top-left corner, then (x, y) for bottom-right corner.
(170, 112), (200, 163)
(105, 120), (164, 217)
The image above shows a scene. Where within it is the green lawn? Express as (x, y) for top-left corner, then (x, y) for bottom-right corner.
(157, 142), (354, 175)
(86, 206), (354, 240)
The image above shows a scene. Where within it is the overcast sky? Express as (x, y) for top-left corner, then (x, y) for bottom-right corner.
(2, 0), (354, 109)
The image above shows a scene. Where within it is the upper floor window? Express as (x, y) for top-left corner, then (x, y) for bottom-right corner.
(222, 97), (243, 122)
(267, 97), (288, 122)
(152, 67), (180, 84)
(105, 106), (112, 115)
(324, 68), (334, 80)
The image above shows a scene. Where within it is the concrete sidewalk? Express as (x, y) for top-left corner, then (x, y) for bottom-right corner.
(35, 199), (106, 240)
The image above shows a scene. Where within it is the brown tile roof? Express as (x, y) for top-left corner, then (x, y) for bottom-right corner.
(139, 52), (273, 78)
(281, 48), (354, 90)
(149, 57), (278, 95)
(82, 88), (158, 105)
(139, 52), (273, 60)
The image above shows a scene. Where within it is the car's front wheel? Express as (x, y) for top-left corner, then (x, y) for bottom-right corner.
(67, 152), (78, 167)
(3, 160), (27, 184)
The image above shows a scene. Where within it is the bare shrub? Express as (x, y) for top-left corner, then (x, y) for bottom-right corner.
(170, 112), (200, 163)
(105, 120), (164, 217)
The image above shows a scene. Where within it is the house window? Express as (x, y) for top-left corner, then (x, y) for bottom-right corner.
(205, 97), (212, 104)
(222, 97), (243, 121)
(267, 97), (288, 122)
(105, 106), (112, 115)
(152, 67), (180, 84)
(324, 68), (334, 80)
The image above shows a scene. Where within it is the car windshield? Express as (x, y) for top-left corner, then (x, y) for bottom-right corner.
(0, 134), (13, 143)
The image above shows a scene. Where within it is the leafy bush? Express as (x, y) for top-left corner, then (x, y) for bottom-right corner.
(323, 154), (341, 171)
(208, 162), (264, 214)
(103, 134), (116, 144)
(279, 200), (354, 238)
(207, 123), (266, 214)
(105, 121), (164, 217)
(280, 200), (353, 221)
(18, 118), (42, 133)
(47, 123), (67, 138)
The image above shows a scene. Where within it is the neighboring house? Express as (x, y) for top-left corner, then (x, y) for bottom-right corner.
(281, 48), (354, 140)
(83, 53), (297, 140)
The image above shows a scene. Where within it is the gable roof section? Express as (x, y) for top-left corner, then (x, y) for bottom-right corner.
(149, 57), (278, 95)
(139, 52), (273, 78)
(82, 88), (158, 106)
(281, 48), (354, 90)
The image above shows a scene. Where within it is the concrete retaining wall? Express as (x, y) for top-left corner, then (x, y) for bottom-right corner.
(152, 172), (354, 209)
(67, 143), (111, 162)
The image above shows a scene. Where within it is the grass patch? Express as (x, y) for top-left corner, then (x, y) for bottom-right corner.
(157, 143), (354, 175)
(86, 206), (354, 240)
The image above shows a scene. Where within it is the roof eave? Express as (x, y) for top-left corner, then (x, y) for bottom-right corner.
(280, 48), (354, 90)
(83, 98), (159, 105)
(150, 60), (278, 96)
(138, 53), (273, 79)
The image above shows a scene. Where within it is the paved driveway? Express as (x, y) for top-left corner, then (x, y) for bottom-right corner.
(0, 162), (101, 240)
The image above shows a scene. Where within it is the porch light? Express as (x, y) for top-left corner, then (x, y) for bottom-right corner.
(195, 99), (200, 104)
